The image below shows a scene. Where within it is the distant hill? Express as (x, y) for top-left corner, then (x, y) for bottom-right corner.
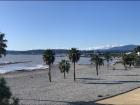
(7, 49), (69, 55)
(7, 45), (138, 55)
(102, 45), (138, 52)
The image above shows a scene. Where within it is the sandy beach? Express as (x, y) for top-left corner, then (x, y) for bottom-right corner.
(3, 64), (140, 105)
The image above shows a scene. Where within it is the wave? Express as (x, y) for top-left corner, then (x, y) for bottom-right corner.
(0, 64), (48, 74)
(0, 61), (32, 66)
(25, 64), (48, 70)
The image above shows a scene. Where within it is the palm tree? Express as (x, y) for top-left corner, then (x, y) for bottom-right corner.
(135, 55), (140, 67)
(0, 77), (11, 104)
(134, 46), (140, 53)
(43, 49), (55, 82)
(0, 77), (19, 105)
(98, 57), (104, 68)
(91, 54), (101, 76)
(0, 33), (7, 58)
(69, 48), (80, 81)
(122, 54), (128, 70)
(0, 33), (19, 105)
(59, 60), (70, 79)
(104, 53), (112, 69)
(122, 53), (136, 70)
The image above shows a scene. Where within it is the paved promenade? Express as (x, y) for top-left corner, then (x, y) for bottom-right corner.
(96, 88), (140, 105)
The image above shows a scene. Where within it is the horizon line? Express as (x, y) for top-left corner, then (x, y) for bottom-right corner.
(6, 44), (138, 51)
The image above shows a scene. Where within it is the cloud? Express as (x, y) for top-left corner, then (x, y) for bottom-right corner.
(80, 44), (122, 50)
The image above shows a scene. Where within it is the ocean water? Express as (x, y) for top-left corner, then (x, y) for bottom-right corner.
(0, 54), (91, 73)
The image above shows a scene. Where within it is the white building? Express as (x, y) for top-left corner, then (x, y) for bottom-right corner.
(137, 52), (140, 56)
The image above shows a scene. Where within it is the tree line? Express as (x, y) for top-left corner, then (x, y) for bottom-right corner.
(43, 46), (140, 82)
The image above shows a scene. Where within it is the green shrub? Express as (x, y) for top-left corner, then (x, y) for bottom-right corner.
(135, 56), (140, 67)
(0, 77), (19, 105)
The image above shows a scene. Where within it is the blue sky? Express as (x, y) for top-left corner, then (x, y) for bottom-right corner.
(0, 1), (140, 50)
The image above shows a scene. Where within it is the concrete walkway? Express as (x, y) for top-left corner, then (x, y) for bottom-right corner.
(96, 88), (140, 105)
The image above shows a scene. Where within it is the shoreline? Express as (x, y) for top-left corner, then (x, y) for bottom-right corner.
(2, 64), (91, 75)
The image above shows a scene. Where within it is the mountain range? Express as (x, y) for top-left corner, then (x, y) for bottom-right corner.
(98, 45), (138, 52)
(7, 45), (138, 55)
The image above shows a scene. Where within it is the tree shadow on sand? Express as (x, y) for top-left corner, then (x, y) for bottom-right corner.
(108, 68), (126, 71)
(84, 82), (123, 85)
(116, 80), (140, 83)
(20, 99), (105, 105)
(81, 80), (140, 84)
(114, 74), (140, 76)
(78, 79), (140, 85)
(76, 78), (103, 81)
(76, 78), (123, 85)
(68, 101), (105, 105)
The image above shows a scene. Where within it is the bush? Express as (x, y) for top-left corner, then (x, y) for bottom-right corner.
(0, 77), (19, 105)
(135, 56), (140, 67)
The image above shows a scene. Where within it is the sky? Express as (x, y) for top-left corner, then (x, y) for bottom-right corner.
(0, 1), (140, 50)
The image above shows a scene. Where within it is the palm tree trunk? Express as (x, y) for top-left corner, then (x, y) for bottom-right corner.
(74, 62), (76, 81)
(48, 65), (51, 82)
(124, 63), (127, 70)
(64, 71), (66, 79)
(99, 65), (100, 69)
(107, 61), (109, 69)
(96, 63), (98, 76)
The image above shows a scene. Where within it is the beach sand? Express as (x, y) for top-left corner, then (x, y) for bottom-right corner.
(3, 64), (140, 105)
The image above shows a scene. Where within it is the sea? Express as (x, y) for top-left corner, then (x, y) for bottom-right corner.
(0, 54), (91, 73)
